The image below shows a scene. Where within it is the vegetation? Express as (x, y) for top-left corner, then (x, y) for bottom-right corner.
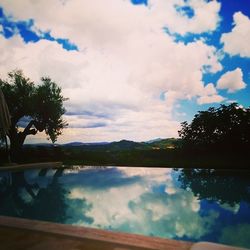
(178, 103), (250, 153)
(0, 136), (248, 168)
(0, 70), (67, 161)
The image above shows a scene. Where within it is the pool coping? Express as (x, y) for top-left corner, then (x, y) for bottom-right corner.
(0, 216), (247, 250)
(0, 215), (192, 250)
(0, 161), (62, 171)
(1, 162), (250, 172)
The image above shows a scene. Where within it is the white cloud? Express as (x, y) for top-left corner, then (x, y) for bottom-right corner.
(0, 0), (221, 38)
(197, 94), (225, 105)
(226, 99), (237, 104)
(0, 0), (223, 142)
(217, 68), (246, 93)
(203, 83), (217, 96)
(221, 12), (250, 57)
(196, 83), (225, 105)
(150, 0), (221, 35)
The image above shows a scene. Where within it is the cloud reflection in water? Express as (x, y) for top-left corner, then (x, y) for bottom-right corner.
(1, 166), (250, 248)
(65, 167), (218, 239)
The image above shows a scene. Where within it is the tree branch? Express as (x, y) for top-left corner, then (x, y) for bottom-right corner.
(23, 120), (36, 136)
(33, 120), (45, 132)
(25, 128), (37, 135)
(16, 120), (38, 147)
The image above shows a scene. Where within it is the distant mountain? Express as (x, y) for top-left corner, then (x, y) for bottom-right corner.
(63, 142), (84, 147)
(61, 139), (149, 151)
(145, 138), (163, 143)
(24, 138), (182, 151)
(63, 142), (110, 147)
(24, 143), (58, 148)
(148, 138), (182, 149)
(107, 140), (148, 150)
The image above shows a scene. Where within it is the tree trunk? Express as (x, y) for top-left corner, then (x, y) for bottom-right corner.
(4, 135), (11, 163)
(9, 120), (39, 163)
(9, 134), (24, 163)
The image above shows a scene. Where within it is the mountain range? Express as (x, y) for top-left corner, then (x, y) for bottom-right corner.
(24, 138), (181, 151)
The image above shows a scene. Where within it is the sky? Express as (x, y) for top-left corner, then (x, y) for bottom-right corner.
(0, 0), (250, 143)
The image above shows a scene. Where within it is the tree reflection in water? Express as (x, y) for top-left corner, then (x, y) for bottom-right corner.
(0, 168), (69, 223)
(176, 168), (250, 206)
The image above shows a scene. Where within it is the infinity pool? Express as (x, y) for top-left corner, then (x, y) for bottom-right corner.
(0, 166), (250, 248)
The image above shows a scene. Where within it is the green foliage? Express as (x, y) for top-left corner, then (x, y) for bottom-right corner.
(178, 103), (250, 151)
(0, 70), (35, 123)
(33, 77), (68, 142)
(0, 70), (67, 157)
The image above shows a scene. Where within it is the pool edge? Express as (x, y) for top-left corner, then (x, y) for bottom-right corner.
(0, 215), (192, 250)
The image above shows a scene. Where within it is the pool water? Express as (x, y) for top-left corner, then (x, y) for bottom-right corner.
(0, 166), (250, 248)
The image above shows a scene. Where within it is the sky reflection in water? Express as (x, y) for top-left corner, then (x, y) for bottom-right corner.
(0, 166), (250, 248)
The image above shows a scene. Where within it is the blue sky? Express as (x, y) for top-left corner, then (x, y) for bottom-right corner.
(0, 0), (250, 143)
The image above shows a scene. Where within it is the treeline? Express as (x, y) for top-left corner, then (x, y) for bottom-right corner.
(178, 103), (250, 154)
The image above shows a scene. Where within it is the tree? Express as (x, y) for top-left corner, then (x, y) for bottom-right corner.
(0, 70), (67, 161)
(178, 103), (250, 152)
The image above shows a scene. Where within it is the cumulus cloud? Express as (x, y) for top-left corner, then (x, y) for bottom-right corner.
(0, 0), (223, 142)
(221, 12), (250, 57)
(152, 0), (221, 35)
(197, 94), (225, 105)
(203, 83), (217, 96)
(197, 83), (225, 105)
(217, 68), (246, 93)
(0, 0), (221, 38)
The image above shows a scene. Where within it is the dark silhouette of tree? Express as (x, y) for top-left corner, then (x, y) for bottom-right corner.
(178, 103), (250, 152)
(177, 168), (250, 206)
(0, 70), (67, 161)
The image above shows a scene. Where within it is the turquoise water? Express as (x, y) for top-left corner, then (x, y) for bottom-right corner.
(0, 166), (250, 248)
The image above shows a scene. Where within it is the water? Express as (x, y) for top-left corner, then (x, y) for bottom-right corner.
(0, 166), (250, 248)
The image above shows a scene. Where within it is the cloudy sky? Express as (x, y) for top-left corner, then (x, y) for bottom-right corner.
(0, 0), (250, 143)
